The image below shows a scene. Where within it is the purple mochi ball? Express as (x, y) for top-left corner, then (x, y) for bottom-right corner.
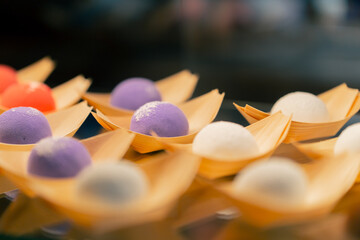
(130, 101), (189, 137)
(110, 78), (162, 110)
(28, 137), (92, 178)
(0, 107), (52, 144)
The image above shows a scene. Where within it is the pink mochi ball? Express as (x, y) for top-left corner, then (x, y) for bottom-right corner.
(130, 101), (189, 137)
(28, 137), (92, 178)
(110, 78), (161, 110)
(0, 107), (52, 144)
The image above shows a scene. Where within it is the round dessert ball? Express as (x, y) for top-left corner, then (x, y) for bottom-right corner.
(110, 78), (162, 110)
(75, 161), (148, 205)
(233, 157), (308, 209)
(334, 123), (360, 155)
(192, 121), (259, 161)
(0, 65), (17, 94)
(28, 137), (92, 178)
(271, 92), (330, 123)
(0, 107), (52, 144)
(2, 82), (56, 112)
(130, 101), (189, 137)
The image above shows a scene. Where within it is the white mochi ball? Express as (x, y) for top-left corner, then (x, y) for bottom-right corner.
(334, 123), (360, 155)
(192, 121), (259, 161)
(233, 157), (308, 209)
(76, 161), (148, 205)
(271, 92), (330, 123)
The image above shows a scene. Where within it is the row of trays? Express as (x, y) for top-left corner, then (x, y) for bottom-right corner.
(0, 57), (359, 237)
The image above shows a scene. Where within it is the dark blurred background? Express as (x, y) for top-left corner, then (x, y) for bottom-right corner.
(1, 0), (360, 102)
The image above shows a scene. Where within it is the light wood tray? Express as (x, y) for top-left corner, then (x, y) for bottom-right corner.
(235, 84), (360, 143)
(17, 56), (55, 83)
(162, 112), (292, 179)
(208, 150), (360, 227)
(0, 130), (200, 233)
(0, 75), (91, 114)
(83, 70), (199, 116)
(92, 89), (224, 153)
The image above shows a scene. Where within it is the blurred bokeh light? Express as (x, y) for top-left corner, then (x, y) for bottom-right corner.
(1, 0), (360, 102)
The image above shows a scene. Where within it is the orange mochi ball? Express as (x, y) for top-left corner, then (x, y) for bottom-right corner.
(0, 65), (17, 94)
(2, 82), (56, 112)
